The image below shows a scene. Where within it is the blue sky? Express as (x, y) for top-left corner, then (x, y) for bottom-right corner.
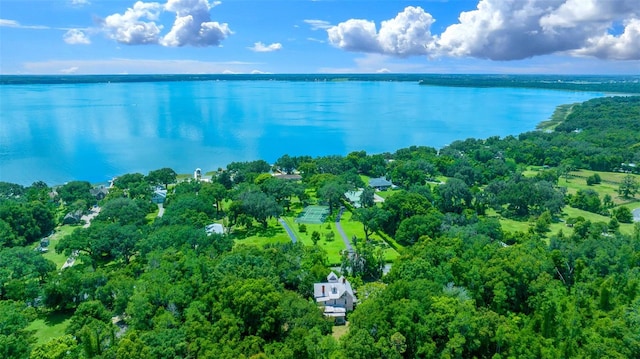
(1, 0), (639, 74)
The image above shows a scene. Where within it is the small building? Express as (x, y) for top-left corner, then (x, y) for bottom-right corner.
(344, 189), (363, 208)
(194, 168), (202, 181)
(90, 186), (109, 201)
(205, 223), (224, 236)
(313, 272), (356, 324)
(151, 186), (167, 204)
(368, 177), (393, 191)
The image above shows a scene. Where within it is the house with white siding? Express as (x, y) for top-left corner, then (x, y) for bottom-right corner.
(313, 272), (356, 324)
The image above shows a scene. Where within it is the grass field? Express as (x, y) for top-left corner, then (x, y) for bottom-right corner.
(496, 204), (637, 237)
(26, 311), (72, 346)
(231, 218), (292, 248)
(36, 225), (76, 269)
(338, 211), (399, 262)
(559, 170), (640, 206)
(332, 322), (349, 340)
(282, 217), (346, 265)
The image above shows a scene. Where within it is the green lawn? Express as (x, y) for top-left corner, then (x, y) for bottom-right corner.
(231, 218), (292, 248)
(496, 205), (637, 237)
(26, 311), (72, 346)
(559, 172), (640, 206)
(283, 217), (346, 265)
(338, 211), (399, 262)
(37, 225), (76, 269)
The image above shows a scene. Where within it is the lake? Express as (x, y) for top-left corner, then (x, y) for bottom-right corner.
(0, 77), (605, 185)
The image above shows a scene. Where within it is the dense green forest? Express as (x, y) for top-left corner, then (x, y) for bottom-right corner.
(1, 96), (639, 358)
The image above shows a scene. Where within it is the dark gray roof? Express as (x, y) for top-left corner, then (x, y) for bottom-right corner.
(369, 177), (392, 187)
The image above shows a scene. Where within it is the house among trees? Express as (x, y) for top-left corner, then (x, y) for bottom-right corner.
(90, 186), (109, 201)
(313, 272), (356, 324)
(205, 223), (224, 236)
(151, 186), (167, 204)
(368, 177), (393, 191)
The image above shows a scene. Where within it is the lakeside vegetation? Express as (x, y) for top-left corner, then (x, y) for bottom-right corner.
(1, 95), (640, 358)
(1, 74), (639, 94)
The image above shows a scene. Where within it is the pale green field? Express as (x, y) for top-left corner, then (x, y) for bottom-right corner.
(338, 211), (399, 262)
(36, 225), (76, 269)
(26, 312), (72, 346)
(282, 217), (346, 265)
(497, 205), (636, 237)
(232, 218), (292, 248)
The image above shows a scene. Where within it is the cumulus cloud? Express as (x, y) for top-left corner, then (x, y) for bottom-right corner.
(571, 17), (640, 60)
(103, 1), (163, 45)
(328, 6), (435, 57)
(248, 42), (282, 52)
(161, 0), (231, 47)
(329, 1), (640, 61)
(434, 0), (640, 60)
(64, 29), (91, 44)
(100, 0), (231, 47)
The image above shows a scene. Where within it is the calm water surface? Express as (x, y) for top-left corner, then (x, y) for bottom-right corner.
(0, 80), (603, 185)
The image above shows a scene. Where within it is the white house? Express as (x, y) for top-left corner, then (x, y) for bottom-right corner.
(313, 272), (356, 324)
(205, 223), (224, 236)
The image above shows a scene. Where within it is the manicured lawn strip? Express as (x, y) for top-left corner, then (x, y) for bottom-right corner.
(559, 177), (633, 206)
(38, 225), (76, 269)
(332, 322), (350, 340)
(232, 218), (292, 248)
(339, 211), (400, 262)
(569, 169), (639, 184)
(26, 312), (72, 346)
(283, 217), (346, 265)
(373, 189), (398, 199)
(496, 206), (636, 237)
(562, 206), (635, 235)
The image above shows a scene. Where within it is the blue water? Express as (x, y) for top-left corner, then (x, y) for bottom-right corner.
(0, 80), (604, 185)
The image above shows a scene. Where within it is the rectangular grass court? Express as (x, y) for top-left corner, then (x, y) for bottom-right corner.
(295, 205), (330, 224)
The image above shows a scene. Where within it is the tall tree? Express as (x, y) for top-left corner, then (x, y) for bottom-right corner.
(317, 180), (348, 214)
(352, 207), (388, 241)
(618, 175), (639, 198)
(146, 168), (177, 188)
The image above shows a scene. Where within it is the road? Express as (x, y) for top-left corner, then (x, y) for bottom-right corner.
(278, 218), (297, 243)
(335, 208), (354, 253)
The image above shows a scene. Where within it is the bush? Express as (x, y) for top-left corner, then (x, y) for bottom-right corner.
(325, 231), (335, 242)
(586, 173), (601, 186)
(298, 223), (307, 233)
(613, 206), (633, 223)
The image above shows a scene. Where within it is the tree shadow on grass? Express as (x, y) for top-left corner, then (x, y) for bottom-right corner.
(44, 310), (72, 326)
(232, 224), (285, 240)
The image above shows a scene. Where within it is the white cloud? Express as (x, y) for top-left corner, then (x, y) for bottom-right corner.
(64, 29), (91, 44)
(100, 0), (231, 47)
(250, 69), (272, 74)
(161, 0), (231, 47)
(0, 18), (49, 29)
(60, 66), (79, 74)
(0, 19), (19, 27)
(248, 42), (282, 52)
(327, 6), (436, 57)
(103, 1), (163, 45)
(329, 1), (640, 61)
(571, 17), (640, 60)
(304, 19), (332, 30)
(21, 58), (257, 74)
(70, 0), (90, 6)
